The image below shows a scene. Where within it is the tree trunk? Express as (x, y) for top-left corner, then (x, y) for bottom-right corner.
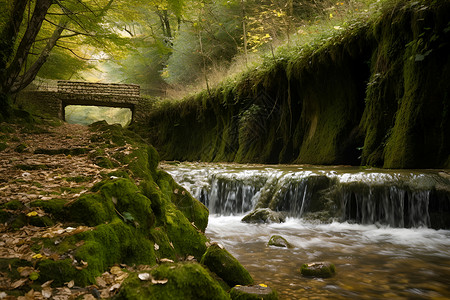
(11, 20), (68, 94)
(4, 0), (53, 95)
(241, 0), (248, 65)
(0, 0), (29, 117)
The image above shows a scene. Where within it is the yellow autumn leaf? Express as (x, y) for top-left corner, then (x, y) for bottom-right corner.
(32, 253), (43, 259)
(27, 211), (38, 217)
(259, 283), (268, 287)
(329, 13), (333, 18)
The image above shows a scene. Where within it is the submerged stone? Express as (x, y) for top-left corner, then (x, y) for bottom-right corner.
(230, 284), (278, 300)
(267, 235), (292, 248)
(241, 208), (285, 224)
(300, 262), (336, 278)
(200, 243), (253, 287)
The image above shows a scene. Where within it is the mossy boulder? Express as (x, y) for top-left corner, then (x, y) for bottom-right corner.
(117, 262), (231, 300)
(230, 284), (278, 300)
(241, 208), (285, 224)
(156, 170), (209, 232)
(200, 243), (253, 287)
(0, 141), (7, 151)
(267, 235), (292, 248)
(300, 262), (336, 278)
(2, 200), (25, 210)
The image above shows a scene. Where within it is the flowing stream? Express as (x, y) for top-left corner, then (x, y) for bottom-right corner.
(163, 163), (450, 299)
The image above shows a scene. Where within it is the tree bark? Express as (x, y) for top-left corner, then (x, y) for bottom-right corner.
(4, 0), (53, 95)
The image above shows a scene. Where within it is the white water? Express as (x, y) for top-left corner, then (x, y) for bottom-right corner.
(164, 163), (450, 298)
(206, 215), (450, 299)
(164, 162), (450, 228)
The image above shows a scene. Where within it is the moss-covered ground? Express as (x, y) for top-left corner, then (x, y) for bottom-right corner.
(0, 119), (254, 298)
(139, 0), (450, 169)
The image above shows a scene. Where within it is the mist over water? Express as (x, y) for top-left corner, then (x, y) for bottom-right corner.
(165, 163), (450, 298)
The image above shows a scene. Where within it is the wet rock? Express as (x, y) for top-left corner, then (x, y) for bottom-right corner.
(200, 243), (253, 287)
(241, 208), (285, 224)
(300, 262), (336, 278)
(230, 284), (278, 300)
(267, 235), (292, 248)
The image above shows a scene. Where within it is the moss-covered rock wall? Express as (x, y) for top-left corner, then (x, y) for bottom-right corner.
(141, 0), (450, 169)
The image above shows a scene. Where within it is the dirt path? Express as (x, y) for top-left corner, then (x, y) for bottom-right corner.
(0, 122), (128, 299)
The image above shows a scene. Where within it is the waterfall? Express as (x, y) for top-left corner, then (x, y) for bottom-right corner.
(165, 164), (450, 229)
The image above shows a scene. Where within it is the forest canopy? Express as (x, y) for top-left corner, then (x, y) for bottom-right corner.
(0, 0), (377, 101)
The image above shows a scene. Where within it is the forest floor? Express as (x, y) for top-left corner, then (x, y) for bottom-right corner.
(0, 122), (137, 299)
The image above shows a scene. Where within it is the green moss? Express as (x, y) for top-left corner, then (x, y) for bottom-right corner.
(34, 147), (88, 155)
(200, 244), (253, 287)
(3, 200), (24, 210)
(159, 200), (208, 260)
(150, 227), (177, 260)
(64, 176), (92, 183)
(267, 235), (292, 248)
(0, 258), (32, 281)
(28, 215), (54, 227)
(0, 141), (7, 151)
(37, 259), (80, 286)
(117, 262), (231, 300)
(0, 124), (15, 133)
(67, 192), (115, 226)
(9, 213), (27, 230)
(157, 170), (209, 232)
(137, 0), (449, 169)
(30, 199), (66, 216)
(0, 209), (10, 223)
(300, 262), (336, 278)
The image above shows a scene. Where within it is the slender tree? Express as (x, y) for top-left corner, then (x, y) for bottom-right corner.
(0, 0), (114, 117)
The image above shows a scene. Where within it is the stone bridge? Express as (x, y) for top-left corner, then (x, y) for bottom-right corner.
(16, 81), (152, 124)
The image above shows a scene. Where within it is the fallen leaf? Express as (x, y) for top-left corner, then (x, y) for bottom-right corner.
(42, 287), (52, 298)
(138, 273), (151, 281)
(100, 289), (110, 298)
(11, 278), (28, 289)
(32, 253), (43, 259)
(83, 294), (96, 300)
(95, 277), (107, 288)
(26, 211), (38, 217)
(151, 278), (168, 285)
(160, 258), (174, 263)
(41, 280), (54, 288)
(18, 266), (35, 277)
(116, 272), (129, 282)
(110, 266), (122, 275)
(109, 283), (121, 292)
(66, 280), (74, 288)
(154, 243), (159, 251)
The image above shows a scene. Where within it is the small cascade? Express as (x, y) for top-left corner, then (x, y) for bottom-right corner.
(164, 163), (450, 229)
(200, 177), (261, 214)
(339, 184), (431, 227)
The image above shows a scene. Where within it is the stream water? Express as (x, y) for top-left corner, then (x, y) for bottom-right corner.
(163, 163), (450, 299)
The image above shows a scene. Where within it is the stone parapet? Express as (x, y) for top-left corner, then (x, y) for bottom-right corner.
(57, 81), (140, 97)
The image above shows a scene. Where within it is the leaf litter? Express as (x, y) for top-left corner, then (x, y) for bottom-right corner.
(0, 123), (152, 298)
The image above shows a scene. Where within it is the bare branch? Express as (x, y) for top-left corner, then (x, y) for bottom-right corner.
(55, 44), (100, 61)
(44, 18), (96, 37)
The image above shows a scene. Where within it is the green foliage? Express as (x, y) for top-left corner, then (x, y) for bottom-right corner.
(141, 0), (450, 169)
